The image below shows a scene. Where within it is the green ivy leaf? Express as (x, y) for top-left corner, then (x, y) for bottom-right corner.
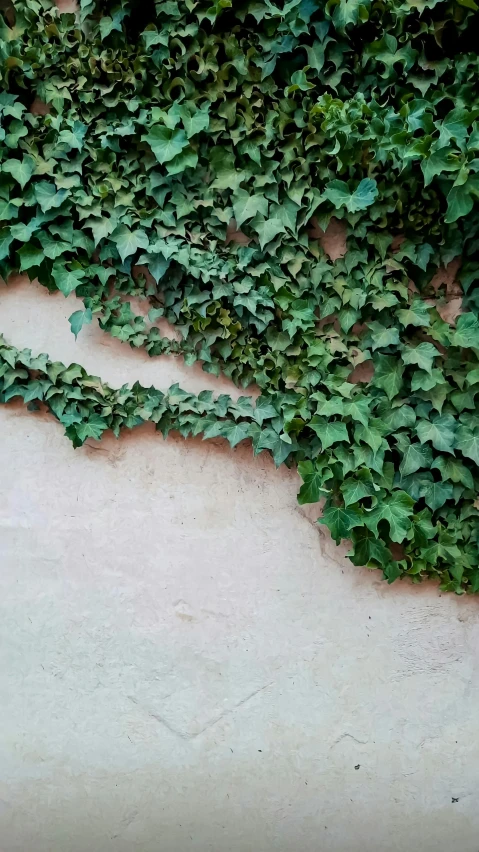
(420, 480), (454, 511)
(452, 313), (479, 349)
(319, 505), (363, 542)
(254, 217), (285, 249)
(69, 308), (93, 340)
(219, 420), (251, 448)
(364, 491), (414, 543)
(34, 182), (69, 213)
(110, 226), (149, 262)
(416, 414), (456, 453)
(401, 342), (440, 373)
(372, 355), (403, 399)
(309, 417), (349, 448)
(142, 125), (189, 164)
(323, 178), (378, 213)
(17, 243), (43, 272)
(297, 461), (332, 504)
(52, 263), (86, 297)
(0, 228), (14, 261)
(2, 155), (35, 189)
(445, 183), (474, 223)
(431, 456), (474, 488)
(456, 425), (479, 465)
(233, 190), (268, 227)
(399, 442), (432, 476)
(396, 299), (431, 328)
(340, 470), (376, 506)
(369, 321), (400, 351)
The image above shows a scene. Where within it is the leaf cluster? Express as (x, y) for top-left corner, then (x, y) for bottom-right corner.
(1, 0), (479, 592)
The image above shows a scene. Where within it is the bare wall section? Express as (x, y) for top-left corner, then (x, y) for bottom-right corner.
(1, 279), (479, 852)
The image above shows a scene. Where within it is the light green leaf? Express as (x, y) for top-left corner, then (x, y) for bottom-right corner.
(257, 427), (295, 466)
(399, 442), (432, 477)
(297, 461), (332, 504)
(34, 182), (69, 213)
(397, 299), (431, 328)
(0, 228), (14, 261)
(319, 505), (363, 542)
(165, 148), (198, 175)
(324, 178), (378, 214)
(84, 216), (115, 245)
(456, 425), (479, 466)
(309, 417), (349, 448)
(416, 414), (456, 453)
(219, 420), (251, 448)
(17, 243), (43, 271)
(421, 147), (462, 187)
(37, 232), (71, 260)
(110, 225), (149, 262)
(369, 321), (400, 351)
(142, 126), (189, 164)
(452, 313), (479, 349)
(401, 342), (440, 373)
(372, 354), (403, 399)
(445, 184), (474, 223)
(340, 470), (376, 506)
(364, 491), (414, 543)
(431, 456), (474, 488)
(343, 397), (371, 428)
(69, 308), (93, 340)
(52, 263), (86, 297)
(233, 190), (268, 227)
(333, 0), (369, 30)
(177, 102), (210, 138)
(419, 480), (454, 511)
(2, 155), (35, 189)
(254, 217), (285, 249)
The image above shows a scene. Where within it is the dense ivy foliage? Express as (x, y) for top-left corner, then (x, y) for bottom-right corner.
(2, 0), (479, 592)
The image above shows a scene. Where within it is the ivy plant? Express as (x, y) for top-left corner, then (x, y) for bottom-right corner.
(1, 0), (479, 593)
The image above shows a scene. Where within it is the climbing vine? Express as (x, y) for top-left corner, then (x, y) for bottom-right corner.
(2, 0), (479, 592)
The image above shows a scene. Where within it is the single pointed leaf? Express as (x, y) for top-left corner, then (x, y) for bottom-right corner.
(219, 420), (251, 448)
(297, 461), (332, 504)
(309, 417), (349, 449)
(456, 425), (479, 466)
(452, 313), (479, 349)
(110, 225), (149, 262)
(0, 228), (14, 260)
(416, 415), (456, 453)
(233, 190), (268, 227)
(255, 217), (285, 249)
(401, 342), (440, 373)
(399, 442), (432, 477)
(340, 470), (376, 506)
(420, 480), (454, 511)
(397, 299), (431, 328)
(319, 505), (363, 542)
(372, 355), (404, 399)
(2, 155), (35, 189)
(52, 263), (86, 297)
(142, 125), (189, 164)
(69, 308), (93, 340)
(17, 243), (43, 271)
(324, 178), (378, 214)
(34, 182), (69, 213)
(364, 491), (414, 543)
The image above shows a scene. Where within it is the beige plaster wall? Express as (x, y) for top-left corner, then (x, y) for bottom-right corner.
(1, 277), (479, 852)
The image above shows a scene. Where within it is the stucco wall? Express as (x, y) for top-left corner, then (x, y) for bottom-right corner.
(1, 277), (479, 852)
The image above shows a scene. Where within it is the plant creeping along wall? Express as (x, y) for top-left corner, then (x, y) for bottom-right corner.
(2, 0), (479, 592)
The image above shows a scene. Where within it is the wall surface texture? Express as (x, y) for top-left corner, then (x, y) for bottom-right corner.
(1, 277), (479, 852)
